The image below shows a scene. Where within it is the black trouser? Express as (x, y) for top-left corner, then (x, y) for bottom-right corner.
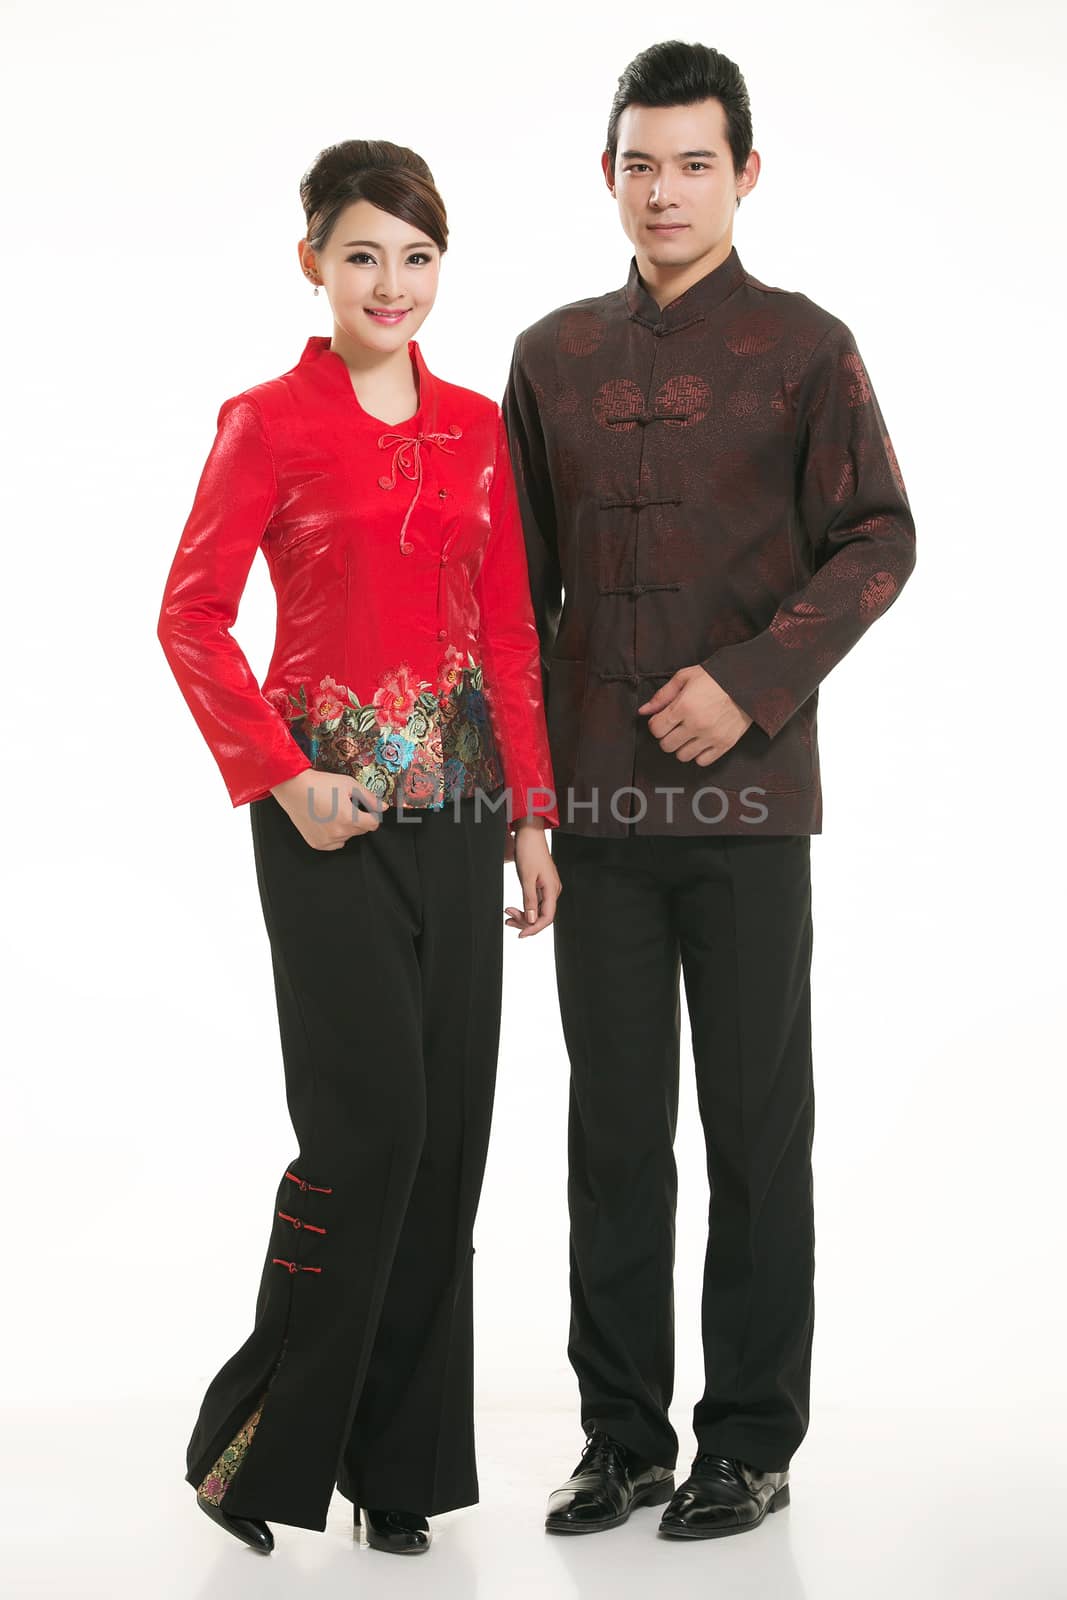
(183, 788), (508, 1532)
(551, 830), (815, 1475)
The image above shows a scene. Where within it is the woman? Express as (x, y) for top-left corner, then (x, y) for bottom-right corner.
(157, 138), (561, 1557)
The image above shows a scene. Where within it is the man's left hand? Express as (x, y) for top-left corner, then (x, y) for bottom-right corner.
(637, 665), (753, 765)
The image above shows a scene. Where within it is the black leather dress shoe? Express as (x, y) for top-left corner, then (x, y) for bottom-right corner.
(658, 1453), (790, 1539)
(354, 1502), (432, 1554)
(196, 1491), (274, 1552)
(545, 1429), (675, 1534)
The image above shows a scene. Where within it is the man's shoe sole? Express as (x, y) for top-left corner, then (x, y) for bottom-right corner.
(545, 1477), (675, 1534)
(658, 1482), (791, 1539)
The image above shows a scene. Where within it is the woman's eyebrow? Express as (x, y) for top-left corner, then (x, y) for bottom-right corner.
(341, 238), (437, 249)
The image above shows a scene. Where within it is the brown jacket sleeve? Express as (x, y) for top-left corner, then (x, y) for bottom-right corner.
(501, 332), (563, 704)
(702, 317), (917, 739)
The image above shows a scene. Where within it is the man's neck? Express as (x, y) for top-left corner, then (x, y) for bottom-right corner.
(635, 231), (735, 310)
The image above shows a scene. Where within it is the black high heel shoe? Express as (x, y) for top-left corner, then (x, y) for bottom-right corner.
(197, 1491), (274, 1552)
(354, 1501), (432, 1554)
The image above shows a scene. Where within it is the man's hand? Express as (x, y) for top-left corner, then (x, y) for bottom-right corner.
(637, 665), (753, 765)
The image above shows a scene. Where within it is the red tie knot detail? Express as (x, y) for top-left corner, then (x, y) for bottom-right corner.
(277, 1210), (327, 1235)
(375, 424), (463, 554)
(271, 1257), (323, 1275)
(375, 424), (463, 488)
(284, 1168), (333, 1195)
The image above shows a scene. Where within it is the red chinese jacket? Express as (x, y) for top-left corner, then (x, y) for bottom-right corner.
(157, 336), (559, 830)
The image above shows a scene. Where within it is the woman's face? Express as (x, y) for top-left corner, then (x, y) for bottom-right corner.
(302, 198), (441, 353)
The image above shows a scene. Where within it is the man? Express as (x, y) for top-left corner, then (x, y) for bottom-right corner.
(501, 40), (916, 1541)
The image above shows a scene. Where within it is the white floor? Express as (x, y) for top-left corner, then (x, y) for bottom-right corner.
(4, 1399), (1063, 1599)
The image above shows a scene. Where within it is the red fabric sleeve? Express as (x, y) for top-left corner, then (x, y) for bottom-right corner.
(157, 395), (313, 806)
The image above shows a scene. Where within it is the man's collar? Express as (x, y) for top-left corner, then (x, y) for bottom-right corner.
(624, 245), (746, 333)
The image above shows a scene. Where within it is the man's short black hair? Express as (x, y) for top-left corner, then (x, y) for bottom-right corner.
(605, 41), (754, 177)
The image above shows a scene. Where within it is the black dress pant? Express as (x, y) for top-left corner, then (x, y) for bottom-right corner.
(183, 788), (508, 1531)
(551, 830), (815, 1474)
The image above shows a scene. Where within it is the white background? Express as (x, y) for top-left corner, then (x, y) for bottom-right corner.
(3, 0), (1064, 1595)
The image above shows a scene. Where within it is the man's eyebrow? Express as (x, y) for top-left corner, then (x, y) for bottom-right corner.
(619, 149), (718, 161)
(341, 238), (437, 250)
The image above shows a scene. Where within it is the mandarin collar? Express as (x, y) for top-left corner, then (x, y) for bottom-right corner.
(624, 245), (745, 334)
(297, 335), (439, 432)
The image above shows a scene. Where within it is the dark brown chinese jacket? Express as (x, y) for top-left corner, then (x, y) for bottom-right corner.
(501, 244), (916, 836)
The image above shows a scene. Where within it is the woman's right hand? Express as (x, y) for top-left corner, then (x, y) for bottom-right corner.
(270, 769), (383, 850)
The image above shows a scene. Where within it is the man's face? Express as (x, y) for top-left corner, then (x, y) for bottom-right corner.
(603, 99), (754, 273)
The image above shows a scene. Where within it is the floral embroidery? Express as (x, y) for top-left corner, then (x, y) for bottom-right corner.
(272, 646), (504, 809)
(372, 664), (422, 726)
(196, 1393), (267, 1505)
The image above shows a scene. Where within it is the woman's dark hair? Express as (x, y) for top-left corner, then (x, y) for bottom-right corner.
(605, 41), (753, 177)
(299, 139), (449, 255)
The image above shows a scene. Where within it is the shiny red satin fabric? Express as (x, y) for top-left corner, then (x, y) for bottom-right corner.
(157, 336), (558, 828)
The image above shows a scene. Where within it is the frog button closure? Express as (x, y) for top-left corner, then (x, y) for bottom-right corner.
(377, 425), (463, 555)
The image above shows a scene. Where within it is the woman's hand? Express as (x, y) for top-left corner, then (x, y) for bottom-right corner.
(504, 819), (561, 936)
(270, 769), (382, 850)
